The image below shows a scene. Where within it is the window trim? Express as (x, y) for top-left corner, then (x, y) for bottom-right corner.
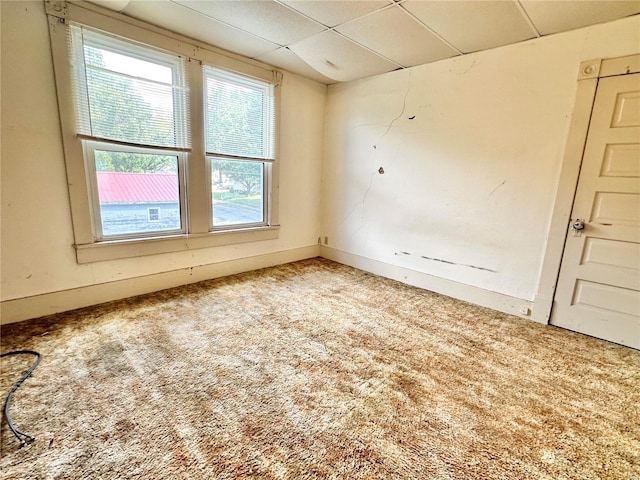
(74, 226), (281, 264)
(83, 140), (188, 241)
(209, 157), (270, 231)
(46, 1), (281, 264)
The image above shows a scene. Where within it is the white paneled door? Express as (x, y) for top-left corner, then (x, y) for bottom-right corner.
(552, 73), (640, 349)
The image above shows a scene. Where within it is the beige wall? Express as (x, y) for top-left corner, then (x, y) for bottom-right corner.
(321, 15), (640, 304)
(0, 1), (326, 320)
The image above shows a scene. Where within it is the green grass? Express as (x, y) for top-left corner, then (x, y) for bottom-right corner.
(213, 190), (262, 212)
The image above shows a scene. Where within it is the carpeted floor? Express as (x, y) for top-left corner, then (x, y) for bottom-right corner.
(1, 258), (638, 479)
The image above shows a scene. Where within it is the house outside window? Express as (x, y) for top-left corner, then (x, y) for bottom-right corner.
(147, 208), (161, 223)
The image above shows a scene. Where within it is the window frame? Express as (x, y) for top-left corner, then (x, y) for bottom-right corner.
(84, 140), (188, 241)
(46, 1), (281, 264)
(202, 65), (276, 231)
(69, 23), (192, 151)
(209, 156), (270, 231)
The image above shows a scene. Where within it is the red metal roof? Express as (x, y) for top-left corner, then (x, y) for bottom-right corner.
(96, 172), (179, 203)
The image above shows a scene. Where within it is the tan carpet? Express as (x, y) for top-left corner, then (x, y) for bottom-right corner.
(1, 258), (638, 479)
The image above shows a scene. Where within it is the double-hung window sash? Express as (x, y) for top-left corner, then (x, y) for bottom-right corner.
(68, 25), (189, 240)
(203, 66), (275, 228)
(69, 24), (190, 150)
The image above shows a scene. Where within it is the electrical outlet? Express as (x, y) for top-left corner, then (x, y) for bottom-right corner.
(519, 306), (530, 316)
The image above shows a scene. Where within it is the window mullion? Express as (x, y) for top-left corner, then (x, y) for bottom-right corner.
(185, 58), (210, 234)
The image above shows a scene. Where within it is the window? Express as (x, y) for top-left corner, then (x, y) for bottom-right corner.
(69, 25), (188, 241)
(211, 159), (264, 226)
(46, 2), (280, 262)
(86, 141), (186, 239)
(69, 26), (190, 150)
(147, 208), (160, 223)
(204, 66), (275, 229)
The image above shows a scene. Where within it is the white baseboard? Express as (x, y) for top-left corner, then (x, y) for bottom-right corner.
(320, 246), (536, 322)
(2, 245), (537, 326)
(1, 245), (320, 325)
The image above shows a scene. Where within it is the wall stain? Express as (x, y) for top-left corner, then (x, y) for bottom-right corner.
(421, 256), (455, 265)
(395, 251), (496, 273)
(323, 59), (341, 70)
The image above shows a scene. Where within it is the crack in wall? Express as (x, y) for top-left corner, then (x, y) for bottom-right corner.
(489, 179), (506, 197)
(380, 71), (413, 141)
(341, 71), (413, 241)
(348, 170), (378, 240)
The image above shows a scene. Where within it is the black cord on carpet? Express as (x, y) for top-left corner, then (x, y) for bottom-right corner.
(1, 350), (41, 446)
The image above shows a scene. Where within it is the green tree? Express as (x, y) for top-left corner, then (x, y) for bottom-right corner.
(95, 151), (177, 173)
(206, 80), (266, 194)
(205, 82), (263, 156)
(84, 46), (177, 173)
(214, 159), (262, 196)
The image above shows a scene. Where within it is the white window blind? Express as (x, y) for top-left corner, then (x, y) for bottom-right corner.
(204, 66), (275, 160)
(68, 25), (190, 149)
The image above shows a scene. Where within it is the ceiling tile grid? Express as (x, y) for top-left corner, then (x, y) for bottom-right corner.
(123, 0), (280, 58)
(280, 0), (391, 28)
(94, 0), (640, 84)
(335, 5), (460, 67)
(402, 0), (539, 53)
(288, 29), (400, 82)
(519, 0), (640, 35)
(255, 46), (336, 84)
(173, 0), (326, 45)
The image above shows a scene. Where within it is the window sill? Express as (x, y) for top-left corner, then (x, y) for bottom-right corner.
(75, 225), (280, 263)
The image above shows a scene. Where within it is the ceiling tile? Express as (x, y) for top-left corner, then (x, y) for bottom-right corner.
(280, 0), (391, 28)
(123, 1), (279, 58)
(288, 30), (399, 82)
(172, 0), (325, 46)
(256, 47), (335, 84)
(337, 6), (459, 67)
(403, 0), (537, 53)
(520, 0), (640, 35)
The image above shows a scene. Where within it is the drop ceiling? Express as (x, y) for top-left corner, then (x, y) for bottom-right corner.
(89, 0), (640, 84)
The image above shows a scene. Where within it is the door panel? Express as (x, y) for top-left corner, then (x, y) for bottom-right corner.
(611, 91), (640, 127)
(591, 192), (639, 225)
(572, 280), (639, 316)
(601, 144), (640, 177)
(581, 237), (640, 270)
(552, 73), (640, 349)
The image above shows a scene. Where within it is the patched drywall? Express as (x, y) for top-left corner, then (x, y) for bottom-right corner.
(321, 15), (640, 302)
(0, 1), (326, 310)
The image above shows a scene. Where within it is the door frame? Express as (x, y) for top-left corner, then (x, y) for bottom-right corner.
(532, 54), (640, 324)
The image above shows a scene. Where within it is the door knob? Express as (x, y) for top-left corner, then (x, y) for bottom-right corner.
(572, 219), (586, 232)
